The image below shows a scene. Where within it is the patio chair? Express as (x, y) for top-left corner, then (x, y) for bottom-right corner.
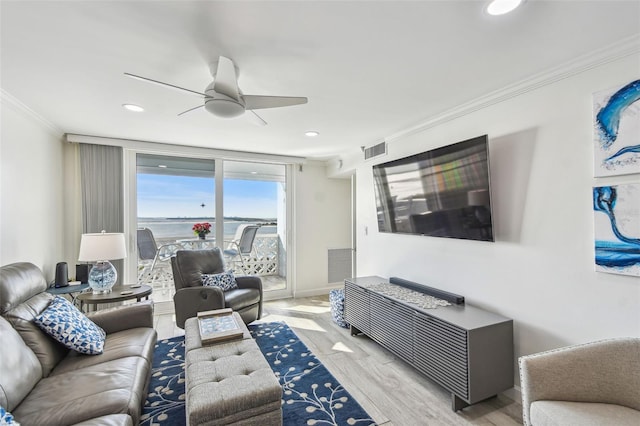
(137, 228), (181, 288)
(223, 224), (260, 274)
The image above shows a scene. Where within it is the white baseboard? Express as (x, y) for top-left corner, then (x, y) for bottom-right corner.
(502, 385), (521, 403)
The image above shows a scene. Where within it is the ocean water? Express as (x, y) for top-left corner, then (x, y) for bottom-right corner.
(138, 218), (276, 243)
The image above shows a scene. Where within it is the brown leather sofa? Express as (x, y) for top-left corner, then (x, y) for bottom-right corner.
(171, 248), (262, 328)
(0, 262), (157, 426)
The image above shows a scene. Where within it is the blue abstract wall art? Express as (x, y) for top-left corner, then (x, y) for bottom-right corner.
(593, 183), (640, 277)
(593, 79), (640, 177)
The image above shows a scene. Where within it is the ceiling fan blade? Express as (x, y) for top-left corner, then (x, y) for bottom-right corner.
(243, 95), (308, 110)
(124, 72), (205, 97)
(247, 110), (268, 126)
(177, 104), (205, 116)
(212, 56), (240, 101)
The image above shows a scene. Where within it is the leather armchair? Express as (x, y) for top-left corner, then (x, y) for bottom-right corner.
(171, 248), (263, 328)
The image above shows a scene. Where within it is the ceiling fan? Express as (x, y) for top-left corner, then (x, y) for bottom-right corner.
(125, 56), (308, 125)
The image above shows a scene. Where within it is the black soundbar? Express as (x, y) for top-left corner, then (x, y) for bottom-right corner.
(389, 277), (465, 305)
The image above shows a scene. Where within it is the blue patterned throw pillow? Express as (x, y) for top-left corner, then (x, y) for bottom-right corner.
(202, 270), (238, 291)
(34, 296), (106, 355)
(1, 406), (18, 425)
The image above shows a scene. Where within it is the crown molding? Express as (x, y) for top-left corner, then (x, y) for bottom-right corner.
(384, 35), (640, 144)
(66, 134), (307, 164)
(1, 88), (64, 137)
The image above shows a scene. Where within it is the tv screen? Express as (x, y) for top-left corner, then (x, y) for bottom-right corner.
(373, 135), (494, 242)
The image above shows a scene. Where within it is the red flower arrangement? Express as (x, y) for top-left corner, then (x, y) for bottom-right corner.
(192, 222), (211, 235)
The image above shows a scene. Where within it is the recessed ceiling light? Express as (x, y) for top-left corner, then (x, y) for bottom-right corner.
(250, 171), (258, 174)
(122, 103), (144, 112)
(158, 164), (167, 168)
(305, 131), (319, 137)
(486, 0), (524, 16)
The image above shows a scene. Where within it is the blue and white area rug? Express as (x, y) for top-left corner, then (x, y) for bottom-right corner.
(141, 336), (185, 424)
(141, 322), (376, 426)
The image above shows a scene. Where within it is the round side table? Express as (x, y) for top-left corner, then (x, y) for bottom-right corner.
(77, 284), (152, 312)
(46, 283), (91, 306)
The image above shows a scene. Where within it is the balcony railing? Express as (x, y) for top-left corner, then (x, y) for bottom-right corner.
(238, 234), (280, 275)
(138, 234), (284, 303)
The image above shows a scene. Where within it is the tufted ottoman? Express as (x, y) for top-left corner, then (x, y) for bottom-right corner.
(184, 317), (282, 426)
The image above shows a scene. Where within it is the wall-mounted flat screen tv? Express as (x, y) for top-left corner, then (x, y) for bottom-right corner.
(373, 135), (494, 242)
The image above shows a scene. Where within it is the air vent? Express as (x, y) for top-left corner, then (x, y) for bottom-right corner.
(328, 248), (353, 283)
(364, 141), (387, 160)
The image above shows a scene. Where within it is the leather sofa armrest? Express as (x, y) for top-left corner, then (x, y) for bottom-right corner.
(235, 275), (262, 291)
(87, 300), (154, 334)
(173, 286), (225, 329)
(235, 276), (263, 320)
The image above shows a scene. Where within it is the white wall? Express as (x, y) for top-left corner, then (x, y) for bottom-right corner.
(1, 95), (66, 279)
(294, 161), (352, 297)
(352, 54), (640, 384)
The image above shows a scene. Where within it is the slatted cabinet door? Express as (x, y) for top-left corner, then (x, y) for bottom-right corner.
(370, 292), (414, 363)
(414, 313), (469, 401)
(344, 281), (371, 335)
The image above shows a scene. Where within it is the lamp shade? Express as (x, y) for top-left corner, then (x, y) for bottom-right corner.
(78, 232), (127, 261)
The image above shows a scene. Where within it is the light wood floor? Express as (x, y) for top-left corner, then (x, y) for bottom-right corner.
(154, 295), (524, 426)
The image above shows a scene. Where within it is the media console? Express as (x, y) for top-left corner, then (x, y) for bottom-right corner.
(344, 276), (513, 411)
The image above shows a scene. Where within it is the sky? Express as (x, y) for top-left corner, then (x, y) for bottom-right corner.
(137, 174), (279, 218)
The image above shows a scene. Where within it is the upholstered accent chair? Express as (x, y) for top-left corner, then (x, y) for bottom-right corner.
(519, 337), (640, 426)
(171, 248), (263, 328)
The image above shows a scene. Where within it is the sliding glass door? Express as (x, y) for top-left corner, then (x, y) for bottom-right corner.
(127, 152), (292, 312)
(223, 161), (288, 294)
(135, 154), (216, 305)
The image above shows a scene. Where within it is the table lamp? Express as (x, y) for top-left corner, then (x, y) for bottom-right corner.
(78, 231), (127, 294)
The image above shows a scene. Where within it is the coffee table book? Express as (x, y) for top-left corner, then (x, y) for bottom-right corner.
(197, 308), (244, 345)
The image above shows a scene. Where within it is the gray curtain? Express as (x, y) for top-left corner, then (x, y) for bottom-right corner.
(79, 144), (124, 284)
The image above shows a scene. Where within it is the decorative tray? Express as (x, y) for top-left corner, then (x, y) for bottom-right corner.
(197, 308), (243, 345)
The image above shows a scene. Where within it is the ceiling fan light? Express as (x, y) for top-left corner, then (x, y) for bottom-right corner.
(204, 99), (245, 118)
(486, 0), (524, 16)
(122, 103), (144, 112)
